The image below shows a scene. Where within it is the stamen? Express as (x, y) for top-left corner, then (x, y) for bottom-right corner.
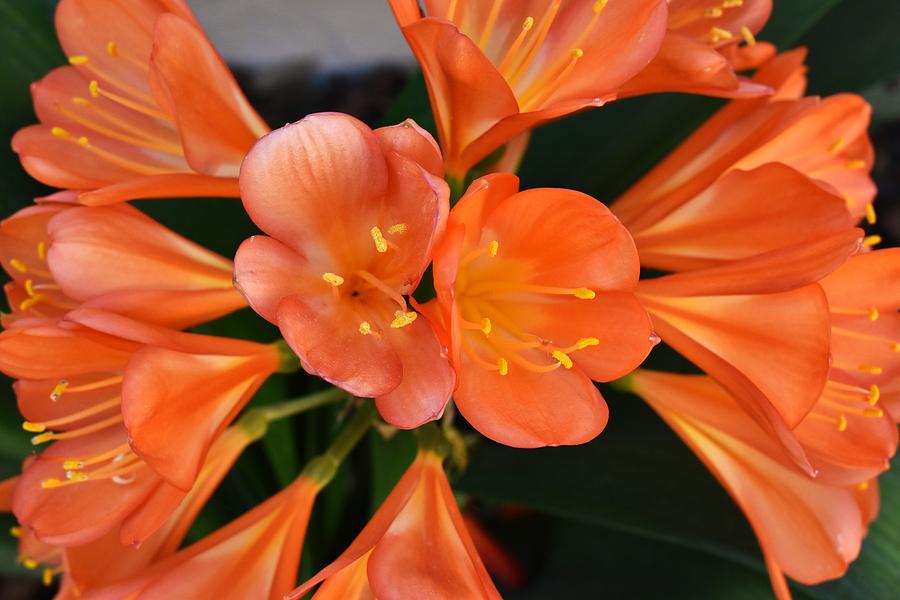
(870, 384), (881, 406)
(809, 411), (848, 431)
(830, 306), (879, 321)
(9, 258), (28, 273)
(358, 321), (376, 336)
(461, 317), (492, 336)
(551, 350), (574, 369)
(498, 17), (535, 74)
(479, 0), (505, 48)
(322, 272), (345, 287)
(709, 26), (734, 44)
(497, 357), (509, 376)
(60, 442), (131, 469)
(866, 203), (877, 225)
(704, 8), (724, 18)
(68, 55), (89, 65)
(488, 240), (499, 257)
(462, 344), (503, 372)
(864, 235), (881, 247)
(31, 413), (123, 445)
(42, 568), (53, 587)
(53, 101), (183, 155)
(39, 396), (121, 429)
(9, 526), (21, 538)
(106, 41), (118, 57)
(88, 81), (171, 122)
(858, 480), (870, 491)
(22, 421), (45, 433)
(506, 0), (562, 85)
(50, 379), (69, 401)
(356, 270), (407, 311)
(723, 0), (744, 7)
(828, 137), (846, 154)
(847, 160), (867, 170)
(832, 326), (900, 351)
(22, 558), (38, 569)
(740, 25), (756, 45)
(390, 311), (418, 329)
(59, 375), (122, 395)
(465, 281), (596, 299)
(36, 241), (47, 260)
(387, 223), (408, 235)
(370, 226), (388, 253)
(833, 361), (884, 375)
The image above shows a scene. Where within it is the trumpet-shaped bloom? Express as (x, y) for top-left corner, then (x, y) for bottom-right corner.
(1, 309), (280, 545)
(12, 0), (268, 205)
(387, 0), (668, 178)
(234, 114), (454, 429)
(289, 451), (501, 599)
(424, 173), (655, 447)
(0, 201), (244, 329)
(620, 0), (775, 98)
(613, 50), (877, 230)
(85, 473), (320, 600)
(631, 370), (877, 596)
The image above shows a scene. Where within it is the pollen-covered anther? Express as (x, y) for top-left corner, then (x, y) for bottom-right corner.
(40, 478), (63, 489)
(575, 337), (600, 349)
(322, 272), (344, 287)
(869, 384), (881, 406)
(864, 235), (881, 247)
(847, 160), (867, 170)
(551, 350), (574, 369)
(497, 357), (509, 376)
(9, 526), (21, 539)
(88, 80), (101, 99)
(42, 568), (54, 587)
(837, 414), (848, 432)
(704, 7), (723, 17)
(106, 41), (118, 57)
(574, 288), (596, 299)
(488, 240), (499, 257)
(22, 421), (45, 433)
(21, 558), (38, 570)
(388, 223), (408, 235)
(828, 137), (846, 154)
(858, 480), (871, 491)
(866, 203), (877, 225)
(50, 379), (69, 401)
(739, 25), (756, 45)
(480, 317), (492, 335)
(66, 470), (89, 483)
(9, 258), (28, 273)
(370, 226), (389, 253)
(709, 26), (734, 43)
(390, 310), (418, 329)
(63, 460), (84, 471)
(68, 55), (89, 66)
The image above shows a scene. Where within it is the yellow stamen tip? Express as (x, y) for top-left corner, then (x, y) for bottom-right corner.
(847, 160), (867, 170)
(593, 0), (608, 13)
(66, 471), (89, 482)
(50, 379), (69, 401)
(837, 415), (848, 432)
(864, 408), (884, 418)
(869, 384), (881, 406)
(9, 526), (21, 539)
(858, 480), (870, 491)
(50, 126), (72, 140)
(863, 235), (881, 247)
(740, 25), (756, 45)
(390, 311), (418, 329)
(24, 279), (35, 297)
(574, 288), (595, 300)
(704, 8), (724, 18)
(72, 96), (91, 107)
(68, 55), (89, 65)
(370, 226), (388, 253)
(31, 432), (53, 446)
(868, 307), (880, 321)
(828, 137), (846, 154)
(487, 240), (499, 257)
(723, 0), (744, 7)
(497, 358), (509, 376)
(77, 136), (89, 147)
(864, 203), (877, 225)
(40, 478), (62, 489)
(481, 318), (492, 336)
(42, 567), (53, 587)
(576, 337), (600, 349)
(106, 41), (118, 57)
(63, 460), (84, 471)
(388, 223), (408, 235)
(860, 364), (883, 375)
(22, 421), (45, 433)
(892, 343), (900, 352)
(22, 558), (38, 570)
(322, 272), (344, 287)
(571, 48), (584, 59)
(522, 16), (534, 30)
(89, 80), (100, 98)
(358, 321), (373, 335)
(9, 258), (27, 273)
(551, 350), (574, 369)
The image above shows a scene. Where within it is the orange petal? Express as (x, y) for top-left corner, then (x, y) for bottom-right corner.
(375, 318), (454, 429)
(821, 249), (900, 313)
(375, 118), (444, 177)
(0, 476), (18, 512)
(149, 13), (268, 176)
(76, 173), (240, 205)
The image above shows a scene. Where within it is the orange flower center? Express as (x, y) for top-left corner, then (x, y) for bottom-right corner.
(51, 43), (188, 176)
(454, 239), (598, 376)
(320, 222), (418, 339)
(441, 0), (609, 111)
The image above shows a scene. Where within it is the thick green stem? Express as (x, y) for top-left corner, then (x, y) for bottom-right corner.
(260, 387), (347, 423)
(302, 401), (378, 486)
(448, 175), (467, 206)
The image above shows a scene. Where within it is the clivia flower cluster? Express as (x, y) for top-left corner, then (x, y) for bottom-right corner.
(0, 0), (894, 598)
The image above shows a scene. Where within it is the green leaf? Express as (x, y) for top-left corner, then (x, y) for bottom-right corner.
(762, 0), (845, 49)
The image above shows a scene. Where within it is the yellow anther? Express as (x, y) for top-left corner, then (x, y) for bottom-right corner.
(50, 379), (69, 401)
(480, 318), (492, 336)
(24, 280), (35, 296)
(388, 223), (408, 235)
(828, 137), (846, 154)
(37, 241), (47, 260)
(864, 407), (884, 418)
(22, 558), (38, 570)
(358, 321), (373, 335)
(551, 350), (574, 369)
(106, 41), (118, 57)
(709, 26), (734, 42)
(77, 136), (89, 147)
(869, 384), (881, 406)
(574, 288), (596, 300)
(704, 7), (724, 17)
(522, 16), (535, 31)
(740, 25), (756, 45)
(858, 480), (870, 491)
(865, 203), (877, 225)
(859, 364), (883, 375)
(593, 0), (608, 13)
(40, 478), (62, 489)
(370, 226), (388, 253)
(50, 126), (72, 140)
(22, 421), (45, 433)
(68, 55), (89, 65)
(390, 311), (418, 329)
(42, 568), (54, 587)
(66, 471), (89, 482)
(89, 80), (100, 98)
(847, 160), (867, 170)
(9, 258), (28, 273)
(19, 296), (42, 312)
(868, 307), (880, 321)
(837, 414), (848, 432)
(72, 96), (91, 107)
(497, 358), (509, 376)
(723, 0), (744, 7)
(9, 526), (21, 538)
(892, 343), (900, 352)
(31, 432), (54, 446)
(864, 235), (882, 247)
(576, 337), (600, 349)
(63, 460), (84, 471)
(571, 48), (584, 60)
(488, 240), (499, 257)
(322, 272), (344, 287)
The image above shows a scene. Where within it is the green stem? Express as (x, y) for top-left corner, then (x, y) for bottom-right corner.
(448, 175), (467, 206)
(302, 401), (378, 485)
(260, 387), (347, 423)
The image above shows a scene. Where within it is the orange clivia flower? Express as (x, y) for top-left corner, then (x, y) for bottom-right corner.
(0, 201), (244, 329)
(85, 472), (320, 600)
(613, 49), (877, 231)
(387, 0), (668, 179)
(631, 370), (879, 598)
(234, 114), (455, 429)
(620, 0), (775, 98)
(424, 173), (655, 447)
(289, 449), (501, 599)
(1, 309), (281, 545)
(12, 0), (269, 205)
